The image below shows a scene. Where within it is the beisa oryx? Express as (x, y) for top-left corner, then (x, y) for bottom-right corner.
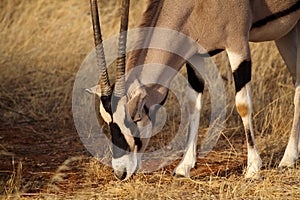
(88, 0), (300, 180)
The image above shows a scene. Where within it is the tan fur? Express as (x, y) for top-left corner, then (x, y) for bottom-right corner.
(126, 0), (300, 104)
(126, 0), (164, 72)
(236, 104), (249, 118)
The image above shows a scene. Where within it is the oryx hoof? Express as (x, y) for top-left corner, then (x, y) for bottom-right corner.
(172, 166), (191, 179)
(172, 172), (190, 180)
(245, 171), (262, 181)
(278, 164), (295, 172)
(278, 160), (295, 170)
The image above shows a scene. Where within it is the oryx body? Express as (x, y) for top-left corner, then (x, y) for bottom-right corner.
(90, 0), (300, 180)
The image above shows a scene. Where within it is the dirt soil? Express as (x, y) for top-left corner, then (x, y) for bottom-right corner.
(0, 123), (88, 193)
(0, 121), (248, 195)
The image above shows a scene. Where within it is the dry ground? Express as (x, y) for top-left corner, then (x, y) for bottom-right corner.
(1, 0), (300, 199)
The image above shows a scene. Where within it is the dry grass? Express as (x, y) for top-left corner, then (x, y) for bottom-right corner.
(0, 0), (299, 199)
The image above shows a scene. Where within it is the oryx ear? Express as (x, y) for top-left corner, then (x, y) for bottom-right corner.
(85, 85), (101, 97)
(126, 87), (147, 122)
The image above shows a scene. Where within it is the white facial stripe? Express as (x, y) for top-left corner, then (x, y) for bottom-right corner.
(100, 102), (112, 123)
(112, 97), (135, 149)
(195, 92), (202, 110)
(85, 85), (112, 124)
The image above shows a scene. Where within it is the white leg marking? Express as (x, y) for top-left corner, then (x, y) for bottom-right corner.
(227, 45), (262, 179)
(278, 23), (300, 168)
(236, 85), (262, 179)
(173, 89), (202, 178)
(280, 85), (300, 167)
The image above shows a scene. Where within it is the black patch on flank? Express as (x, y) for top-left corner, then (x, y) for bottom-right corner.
(207, 49), (224, 57)
(233, 60), (251, 93)
(110, 122), (130, 158)
(246, 129), (254, 147)
(199, 49), (224, 57)
(252, 1), (300, 29)
(186, 63), (205, 93)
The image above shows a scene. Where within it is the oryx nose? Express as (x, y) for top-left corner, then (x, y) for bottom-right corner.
(114, 169), (127, 180)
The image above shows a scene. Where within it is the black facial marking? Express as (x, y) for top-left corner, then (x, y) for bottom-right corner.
(100, 95), (112, 114)
(186, 63), (205, 93)
(123, 110), (143, 151)
(111, 95), (122, 113)
(245, 129), (254, 147)
(102, 86), (144, 156)
(110, 122), (130, 158)
(100, 84), (120, 115)
(252, 2), (300, 29)
(100, 88), (137, 158)
(233, 60), (251, 93)
(134, 137), (142, 151)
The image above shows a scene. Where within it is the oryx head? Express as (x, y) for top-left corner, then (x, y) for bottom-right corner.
(88, 0), (153, 180)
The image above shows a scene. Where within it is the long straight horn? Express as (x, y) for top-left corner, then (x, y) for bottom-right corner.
(90, 0), (112, 96)
(114, 0), (130, 97)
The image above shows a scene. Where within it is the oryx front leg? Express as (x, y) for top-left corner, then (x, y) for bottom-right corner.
(236, 83), (262, 179)
(227, 49), (262, 180)
(173, 88), (202, 178)
(173, 64), (204, 178)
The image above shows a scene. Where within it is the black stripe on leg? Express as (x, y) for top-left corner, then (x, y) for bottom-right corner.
(186, 63), (205, 93)
(233, 60), (251, 93)
(245, 129), (254, 147)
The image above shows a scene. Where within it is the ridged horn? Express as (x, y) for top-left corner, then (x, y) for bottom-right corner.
(90, 0), (112, 96)
(114, 0), (130, 97)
